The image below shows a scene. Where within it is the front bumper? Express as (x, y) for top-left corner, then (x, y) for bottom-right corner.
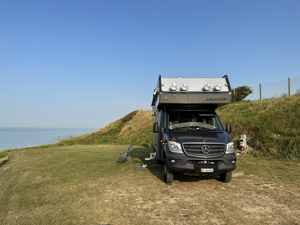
(166, 152), (236, 174)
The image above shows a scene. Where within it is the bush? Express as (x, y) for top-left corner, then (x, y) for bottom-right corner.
(0, 150), (9, 166)
(231, 86), (253, 102)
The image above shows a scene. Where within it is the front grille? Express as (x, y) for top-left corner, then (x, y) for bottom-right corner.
(182, 143), (225, 158)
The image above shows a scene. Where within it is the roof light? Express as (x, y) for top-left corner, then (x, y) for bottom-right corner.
(170, 83), (178, 91)
(203, 83), (211, 91)
(215, 83), (222, 91)
(181, 83), (188, 91)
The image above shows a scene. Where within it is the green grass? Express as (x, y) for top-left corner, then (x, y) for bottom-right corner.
(53, 109), (153, 148)
(217, 95), (300, 160)
(0, 149), (9, 166)
(6, 94), (298, 164)
(2, 93), (300, 224)
(1, 145), (300, 224)
(43, 95), (300, 161)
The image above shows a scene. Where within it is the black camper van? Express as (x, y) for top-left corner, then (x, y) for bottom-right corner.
(151, 75), (236, 185)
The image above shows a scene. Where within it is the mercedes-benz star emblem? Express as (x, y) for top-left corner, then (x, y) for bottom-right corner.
(201, 145), (210, 154)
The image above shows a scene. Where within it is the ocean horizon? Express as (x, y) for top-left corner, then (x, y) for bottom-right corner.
(0, 127), (97, 151)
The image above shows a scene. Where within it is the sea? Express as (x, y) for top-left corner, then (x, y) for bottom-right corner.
(0, 127), (97, 151)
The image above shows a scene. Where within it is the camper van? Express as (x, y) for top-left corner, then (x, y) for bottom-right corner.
(151, 75), (236, 185)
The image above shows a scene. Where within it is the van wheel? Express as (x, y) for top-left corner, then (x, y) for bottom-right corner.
(154, 147), (162, 164)
(163, 159), (174, 185)
(219, 171), (232, 183)
(157, 157), (163, 164)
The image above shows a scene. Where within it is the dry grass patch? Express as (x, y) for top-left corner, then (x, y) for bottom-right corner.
(54, 109), (153, 147)
(1, 146), (300, 224)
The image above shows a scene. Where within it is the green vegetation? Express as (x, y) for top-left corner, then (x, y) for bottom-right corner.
(52, 109), (153, 148)
(1, 145), (300, 224)
(3, 92), (299, 165)
(231, 85), (253, 102)
(0, 149), (9, 166)
(2, 95), (300, 224)
(49, 94), (300, 161)
(217, 95), (300, 160)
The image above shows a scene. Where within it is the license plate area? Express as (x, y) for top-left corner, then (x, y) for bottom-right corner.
(195, 164), (218, 174)
(201, 168), (214, 173)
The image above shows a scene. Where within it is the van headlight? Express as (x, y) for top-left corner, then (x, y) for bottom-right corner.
(226, 142), (235, 154)
(168, 141), (183, 153)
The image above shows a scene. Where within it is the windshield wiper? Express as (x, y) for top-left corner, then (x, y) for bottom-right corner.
(209, 130), (224, 133)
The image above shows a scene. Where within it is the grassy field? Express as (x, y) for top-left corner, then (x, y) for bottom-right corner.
(1, 145), (300, 224)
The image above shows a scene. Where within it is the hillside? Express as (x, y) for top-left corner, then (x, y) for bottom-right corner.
(56, 95), (300, 160)
(216, 95), (300, 160)
(58, 109), (153, 147)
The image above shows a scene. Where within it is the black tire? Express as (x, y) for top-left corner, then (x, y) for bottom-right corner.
(163, 158), (174, 185)
(219, 171), (232, 183)
(154, 147), (163, 164)
(157, 156), (163, 164)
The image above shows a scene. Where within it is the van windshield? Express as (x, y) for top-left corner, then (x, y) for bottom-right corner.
(168, 111), (223, 131)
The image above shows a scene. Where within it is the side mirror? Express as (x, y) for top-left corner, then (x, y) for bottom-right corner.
(225, 123), (231, 134)
(153, 122), (159, 133)
(153, 122), (165, 133)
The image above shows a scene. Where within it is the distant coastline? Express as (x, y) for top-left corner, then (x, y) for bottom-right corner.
(0, 127), (97, 151)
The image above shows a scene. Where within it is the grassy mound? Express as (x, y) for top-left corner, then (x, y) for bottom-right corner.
(52, 95), (300, 160)
(56, 109), (153, 147)
(217, 95), (300, 160)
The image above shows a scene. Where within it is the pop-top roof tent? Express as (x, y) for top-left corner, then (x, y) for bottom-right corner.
(151, 75), (232, 110)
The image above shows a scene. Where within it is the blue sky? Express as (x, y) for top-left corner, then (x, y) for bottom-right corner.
(1, 0), (299, 128)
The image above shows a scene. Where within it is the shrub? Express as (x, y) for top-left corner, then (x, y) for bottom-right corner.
(231, 86), (253, 102)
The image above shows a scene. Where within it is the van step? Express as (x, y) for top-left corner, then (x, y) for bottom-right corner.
(145, 152), (156, 161)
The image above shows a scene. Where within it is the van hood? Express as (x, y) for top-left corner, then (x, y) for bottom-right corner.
(168, 130), (230, 144)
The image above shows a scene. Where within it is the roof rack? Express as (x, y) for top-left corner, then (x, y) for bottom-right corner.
(151, 75), (232, 109)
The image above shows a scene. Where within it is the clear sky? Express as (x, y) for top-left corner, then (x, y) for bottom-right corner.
(1, 0), (299, 128)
